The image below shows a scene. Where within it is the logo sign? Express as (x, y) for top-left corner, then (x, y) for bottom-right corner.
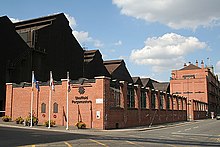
(78, 86), (85, 94)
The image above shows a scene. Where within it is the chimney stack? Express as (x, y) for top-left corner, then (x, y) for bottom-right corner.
(196, 60), (198, 67)
(201, 60), (204, 68)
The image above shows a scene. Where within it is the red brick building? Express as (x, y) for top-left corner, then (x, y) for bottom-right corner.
(170, 60), (220, 120)
(4, 13), (188, 129)
(5, 75), (187, 129)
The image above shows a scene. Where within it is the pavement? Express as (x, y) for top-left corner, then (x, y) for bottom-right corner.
(0, 117), (194, 134)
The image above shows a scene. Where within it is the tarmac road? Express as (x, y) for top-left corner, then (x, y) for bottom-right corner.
(0, 119), (220, 146)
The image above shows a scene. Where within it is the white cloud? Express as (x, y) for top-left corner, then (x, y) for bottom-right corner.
(64, 13), (76, 28)
(112, 0), (220, 30)
(114, 40), (122, 46)
(130, 33), (207, 72)
(118, 55), (127, 60)
(65, 13), (104, 48)
(94, 40), (104, 48)
(73, 30), (90, 43)
(9, 17), (21, 23)
(216, 61), (220, 77)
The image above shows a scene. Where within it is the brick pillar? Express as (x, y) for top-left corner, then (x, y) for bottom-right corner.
(134, 84), (141, 124)
(155, 90), (159, 110)
(147, 88), (151, 110)
(171, 95), (174, 121)
(95, 76), (111, 129)
(5, 83), (13, 117)
(119, 81), (127, 127)
(156, 90), (160, 121)
(163, 93), (166, 110)
(164, 93), (168, 122)
(188, 99), (193, 121)
(147, 88), (151, 122)
(134, 85), (140, 109)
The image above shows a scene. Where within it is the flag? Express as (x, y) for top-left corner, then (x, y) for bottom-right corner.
(67, 71), (71, 92)
(50, 71), (55, 91)
(32, 71), (35, 91)
(35, 81), (40, 91)
(68, 81), (71, 92)
(63, 107), (67, 122)
(32, 71), (40, 91)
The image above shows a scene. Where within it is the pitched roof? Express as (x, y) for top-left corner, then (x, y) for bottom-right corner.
(103, 60), (123, 74)
(14, 13), (66, 30)
(132, 77), (143, 86)
(0, 16), (30, 61)
(83, 50), (110, 78)
(84, 50), (99, 63)
(132, 77), (139, 83)
(180, 64), (201, 70)
(141, 78), (150, 87)
(152, 82), (170, 92)
(141, 78), (155, 89)
(104, 60), (133, 83)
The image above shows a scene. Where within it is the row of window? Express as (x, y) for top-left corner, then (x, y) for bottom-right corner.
(111, 84), (171, 110)
(41, 102), (58, 113)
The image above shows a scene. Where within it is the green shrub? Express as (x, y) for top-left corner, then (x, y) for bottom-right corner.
(15, 116), (24, 124)
(2, 115), (11, 122)
(44, 120), (56, 127)
(25, 116), (38, 126)
(75, 121), (86, 129)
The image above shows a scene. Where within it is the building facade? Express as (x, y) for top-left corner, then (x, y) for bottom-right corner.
(3, 12), (216, 129)
(170, 61), (220, 120)
(5, 76), (186, 129)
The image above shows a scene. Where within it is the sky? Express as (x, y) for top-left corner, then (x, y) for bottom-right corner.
(1, 0), (220, 82)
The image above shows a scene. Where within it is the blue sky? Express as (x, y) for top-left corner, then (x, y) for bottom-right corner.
(1, 0), (220, 82)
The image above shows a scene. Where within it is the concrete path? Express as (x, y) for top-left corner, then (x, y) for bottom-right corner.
(0, 117), (195, 133)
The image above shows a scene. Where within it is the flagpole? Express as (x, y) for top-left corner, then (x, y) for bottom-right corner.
(48, 71), (52, 129)
(30, 71), (34, 127)
(66, 71), (69, 130)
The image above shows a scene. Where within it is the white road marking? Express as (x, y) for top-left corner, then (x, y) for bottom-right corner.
(172, 132), (220, 138)
(126, 141), (143, 146)
(184, 128), (191, 131)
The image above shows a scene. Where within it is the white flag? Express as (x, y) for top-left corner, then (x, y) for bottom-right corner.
(50, 71), (55, 91)
(67, 71), (71, 92)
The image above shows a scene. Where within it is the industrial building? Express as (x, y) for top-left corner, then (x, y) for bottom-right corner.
(170, 61), (220, 120)
(3, 13), (218, 129)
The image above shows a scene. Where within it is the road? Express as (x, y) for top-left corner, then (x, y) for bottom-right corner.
(0, 119), (220, 146)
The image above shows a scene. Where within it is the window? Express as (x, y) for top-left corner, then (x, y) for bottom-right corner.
(183, 74), (195, 79)
(167, 96), (170, 110)
(151, 94), (156, 109)
(127, 86), (135, 108)
(53, 102), (58, 113)
(141, 90), (146, 108)
(41, 103), (46, 113)
(160, 95), (164, 109)
(110, 81), (121, 107)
